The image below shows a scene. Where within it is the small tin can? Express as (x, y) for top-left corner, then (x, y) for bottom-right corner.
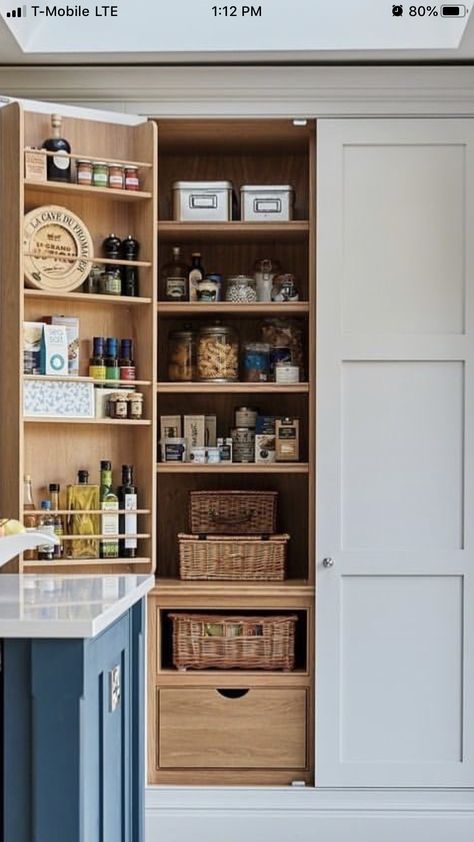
(207, 447), (221, 464)
(92, 161), (109, 188)
(190, 447), (207, 464)
(128, 392), (143, 419)
(235, 406), (258, 428)
(231, 427), (255, 463)
(76, 159), (93, 186)
(125, 166), (140, 191)
(109, 163), (125, 190)
(108, 392), (128, 419)
(275, 363), (300, 384)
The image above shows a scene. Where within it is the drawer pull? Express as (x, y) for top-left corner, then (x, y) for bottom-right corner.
(216, 688), (249, 700)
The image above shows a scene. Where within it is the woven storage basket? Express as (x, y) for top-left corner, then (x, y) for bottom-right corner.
(170, 613), (297, 671)
(189, 490), (278, 535)
(178, 533), (289, 580)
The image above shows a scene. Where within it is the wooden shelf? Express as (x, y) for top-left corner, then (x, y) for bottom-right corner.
(157, 462), (309, 474)
(24, 289), (152, 305)
(23, 375), (152, 387)
(157, 381), (309, 394)
(24, 509), (150, 516)
(22, 557), (150, 567)
(58, 534), (149, 541)
(157, 301), (309, 316)
(24, 148), (153, 169)
(24, 253), (151, 269)
(153, 579), (314, 598)
(157, 221), (309, 243)
(24, 417), (151, 426)
(25, 179), (152, 201)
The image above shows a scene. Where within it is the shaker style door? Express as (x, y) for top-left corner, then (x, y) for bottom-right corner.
(316, 119), (474, 787)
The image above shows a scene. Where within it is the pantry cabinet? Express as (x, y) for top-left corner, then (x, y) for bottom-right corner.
(1, 94), (473, 801)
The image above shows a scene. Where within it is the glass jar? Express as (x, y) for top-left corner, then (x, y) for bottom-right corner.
(76, 159), (93, 186)
(92, 161), (109, 188)
(254, 257), (281, 303)
(197, 274), (222, 302)
(242, 342), (270, 383)
(168, 329), (196, 382)
(108, 392), (128, 419)
(261, 318), (305, 379)
(225, 275), (257, 304)
(100, 267), (122, 296)
(124, 165), (140, 191)
(128, 391), (144, 419)
(197, 324), (239, 382)
(271, 272), (300, 302)
(108, 163), (125, 190)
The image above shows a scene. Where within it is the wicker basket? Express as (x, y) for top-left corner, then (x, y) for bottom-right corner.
(170, 613), (297, 671)
(189, 490), (278, 535)
(178, 533), (289, 581)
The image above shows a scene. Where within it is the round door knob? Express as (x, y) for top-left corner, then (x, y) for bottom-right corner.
(322, 557), (334, 568)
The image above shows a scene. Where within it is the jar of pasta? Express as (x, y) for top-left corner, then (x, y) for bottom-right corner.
(168, 329), (196, 382)
(197, 324), (239, 382)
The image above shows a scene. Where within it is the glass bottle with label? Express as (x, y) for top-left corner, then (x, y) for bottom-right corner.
(89, 336), (107, 380)
(38, 501), (56, 561)
(118, 464), (138, 558)
(42, 114), (71, 183)
(23, 474), (36, 560)
(188, 252), (205, 301)
(100, 461), (119, 559)
(49, 482), (63, 559)
(161, 246), (189, 301)
(66, 470), (100, 559)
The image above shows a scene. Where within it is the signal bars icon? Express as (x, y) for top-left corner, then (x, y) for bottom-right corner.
(5, 5), (27, 16)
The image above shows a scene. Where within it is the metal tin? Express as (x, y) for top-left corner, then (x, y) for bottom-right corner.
(275, 363), (300, 384)
(235, 406), (258, 428)
(240, 184), (294, 222)
(231, 427), (256, 463)
(190, 447), (207, 464)
(207, 447), (221, 464)
(172, 181), (233, 222)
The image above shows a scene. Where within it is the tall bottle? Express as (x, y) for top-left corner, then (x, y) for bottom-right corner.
(49, 483), (63, 560)
(188, 252), (205, 302)
(100, 461), (119, 559)
(42, 114), (71, 183)
(118, 465), (138, 558)
(66, 469), (100, 559)
(89, 336), (106, 380)
(23, 474), (36, 560)
(161, 246), (189, 301)
(38, 501), (56, 561)
(121, 235), (140, 297)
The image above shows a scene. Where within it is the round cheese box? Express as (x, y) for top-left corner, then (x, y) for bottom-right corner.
(23, 204), (94, 292)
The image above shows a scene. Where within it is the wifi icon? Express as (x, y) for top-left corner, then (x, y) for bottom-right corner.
(5, 5), (27, 17)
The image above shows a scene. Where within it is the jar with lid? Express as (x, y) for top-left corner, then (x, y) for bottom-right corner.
(261, 318), (305, 378)
(108, 163), (125, 190)
(225, 275), (257, 304)
(127, 391), (144, 419)
(168, 329), (196, 382)
(271, 272), (300, 302)
(108, 392), (128, 419)
(197, 324), (239, 382)
(197, 274), (222, 302)
(124, 165), (140, 191)
(253, 258), (281, 303)
(242, 342), (270, 382)
(76, 159), (93, 186)
(92, 161), (109, 188)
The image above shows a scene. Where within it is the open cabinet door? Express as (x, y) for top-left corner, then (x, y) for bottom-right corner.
(316, 118), (474, 787)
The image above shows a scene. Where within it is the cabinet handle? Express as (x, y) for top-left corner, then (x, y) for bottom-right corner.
(216, 688), (249, 700)
(322, 557), (334, 568)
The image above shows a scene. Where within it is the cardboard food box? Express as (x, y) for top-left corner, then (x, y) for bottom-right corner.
(24, 148), (47, 182)
(205, 415), (217, 447)
(275, 418), (300, 462)
(23, 321), (44, 375)
(40, 324), (68, 376)
(45, 315), (80, 376)
(255, 415), (276, 463)
(184, 415), (206, 458)
(160, 415), (182, 460)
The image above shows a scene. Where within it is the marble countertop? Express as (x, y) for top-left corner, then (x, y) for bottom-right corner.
(0, 574), (154, 638)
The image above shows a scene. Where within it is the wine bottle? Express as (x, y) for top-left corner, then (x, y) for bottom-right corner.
(42, 114), (71, 183)
(118, 464), (138, 558)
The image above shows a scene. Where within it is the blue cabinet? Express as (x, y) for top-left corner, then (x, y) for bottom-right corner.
(2, 599), (145, 842)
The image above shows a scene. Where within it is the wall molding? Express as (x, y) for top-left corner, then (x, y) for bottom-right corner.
(2, 65), (474, 116)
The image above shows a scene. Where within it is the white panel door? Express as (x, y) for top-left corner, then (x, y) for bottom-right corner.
(316, 119), (474, 787)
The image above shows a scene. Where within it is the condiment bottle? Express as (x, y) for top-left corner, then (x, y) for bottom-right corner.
(49, 482), (63, 559)
(188, 252), (205, 301)
(118, 465), (138, 558)
(119, 338), (136, 381)
(89, 336), (106, 379)
(23, 474), (36, 560)
(105, 337), (120, 381)
(42, 114), (71, 183)
(38, 501), (56, 561)
(121, 235), (140, 297)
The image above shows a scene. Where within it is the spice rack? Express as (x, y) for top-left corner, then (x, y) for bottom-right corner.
(150, 119), (316, 785)
(0, 102), (157, 575)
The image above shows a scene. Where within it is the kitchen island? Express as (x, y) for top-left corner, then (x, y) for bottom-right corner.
(0, 573), (154, 842)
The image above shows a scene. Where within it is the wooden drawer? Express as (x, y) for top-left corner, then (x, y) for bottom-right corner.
(158, 687), (307, 769)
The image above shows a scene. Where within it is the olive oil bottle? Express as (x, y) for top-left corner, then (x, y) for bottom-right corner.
(66, 469), (100, 559)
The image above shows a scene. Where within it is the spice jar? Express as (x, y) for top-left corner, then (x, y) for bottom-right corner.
(225, 275), (257, 303)
(124, 165), (140, 191)
(168, 329), (196, 382)
(108, 392), (128, 419)
(242, 342), (270, 382)
(127, 392), (144, 419)
(197, 324), (239, 382)
(76, 159), (93, 186)
(92, 161), (109, 188)
(108, 163), (125, 190)
(101, 267), (122, 296)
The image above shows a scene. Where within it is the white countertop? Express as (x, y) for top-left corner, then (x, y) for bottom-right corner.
(0, 574), (155, 638)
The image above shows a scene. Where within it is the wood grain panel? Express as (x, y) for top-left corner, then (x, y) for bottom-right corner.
(159, 687), (307, 769)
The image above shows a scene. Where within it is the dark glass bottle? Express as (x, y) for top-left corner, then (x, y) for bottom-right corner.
(89, 336), (106, 380)
(99, 460), (119, 559)
(105, 337), (119, 381)
(161, 246), (189, 301)
(42, 114), (71, 183)
(188, 252), (205, 302)
(119, 338), (136, 381)
(118, 464), (138, 558)
(121, 235), (140, 297)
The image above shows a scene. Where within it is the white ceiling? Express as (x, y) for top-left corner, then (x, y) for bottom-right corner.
(1, 12), (474, 63)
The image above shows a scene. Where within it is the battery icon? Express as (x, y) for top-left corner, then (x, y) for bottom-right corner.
(441, 4), (467, 14)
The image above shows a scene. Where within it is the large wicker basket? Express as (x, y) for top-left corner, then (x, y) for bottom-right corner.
(178, 533), (289, 580)
(189, 490), (278, 535)
(170, 613), (297, 671)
